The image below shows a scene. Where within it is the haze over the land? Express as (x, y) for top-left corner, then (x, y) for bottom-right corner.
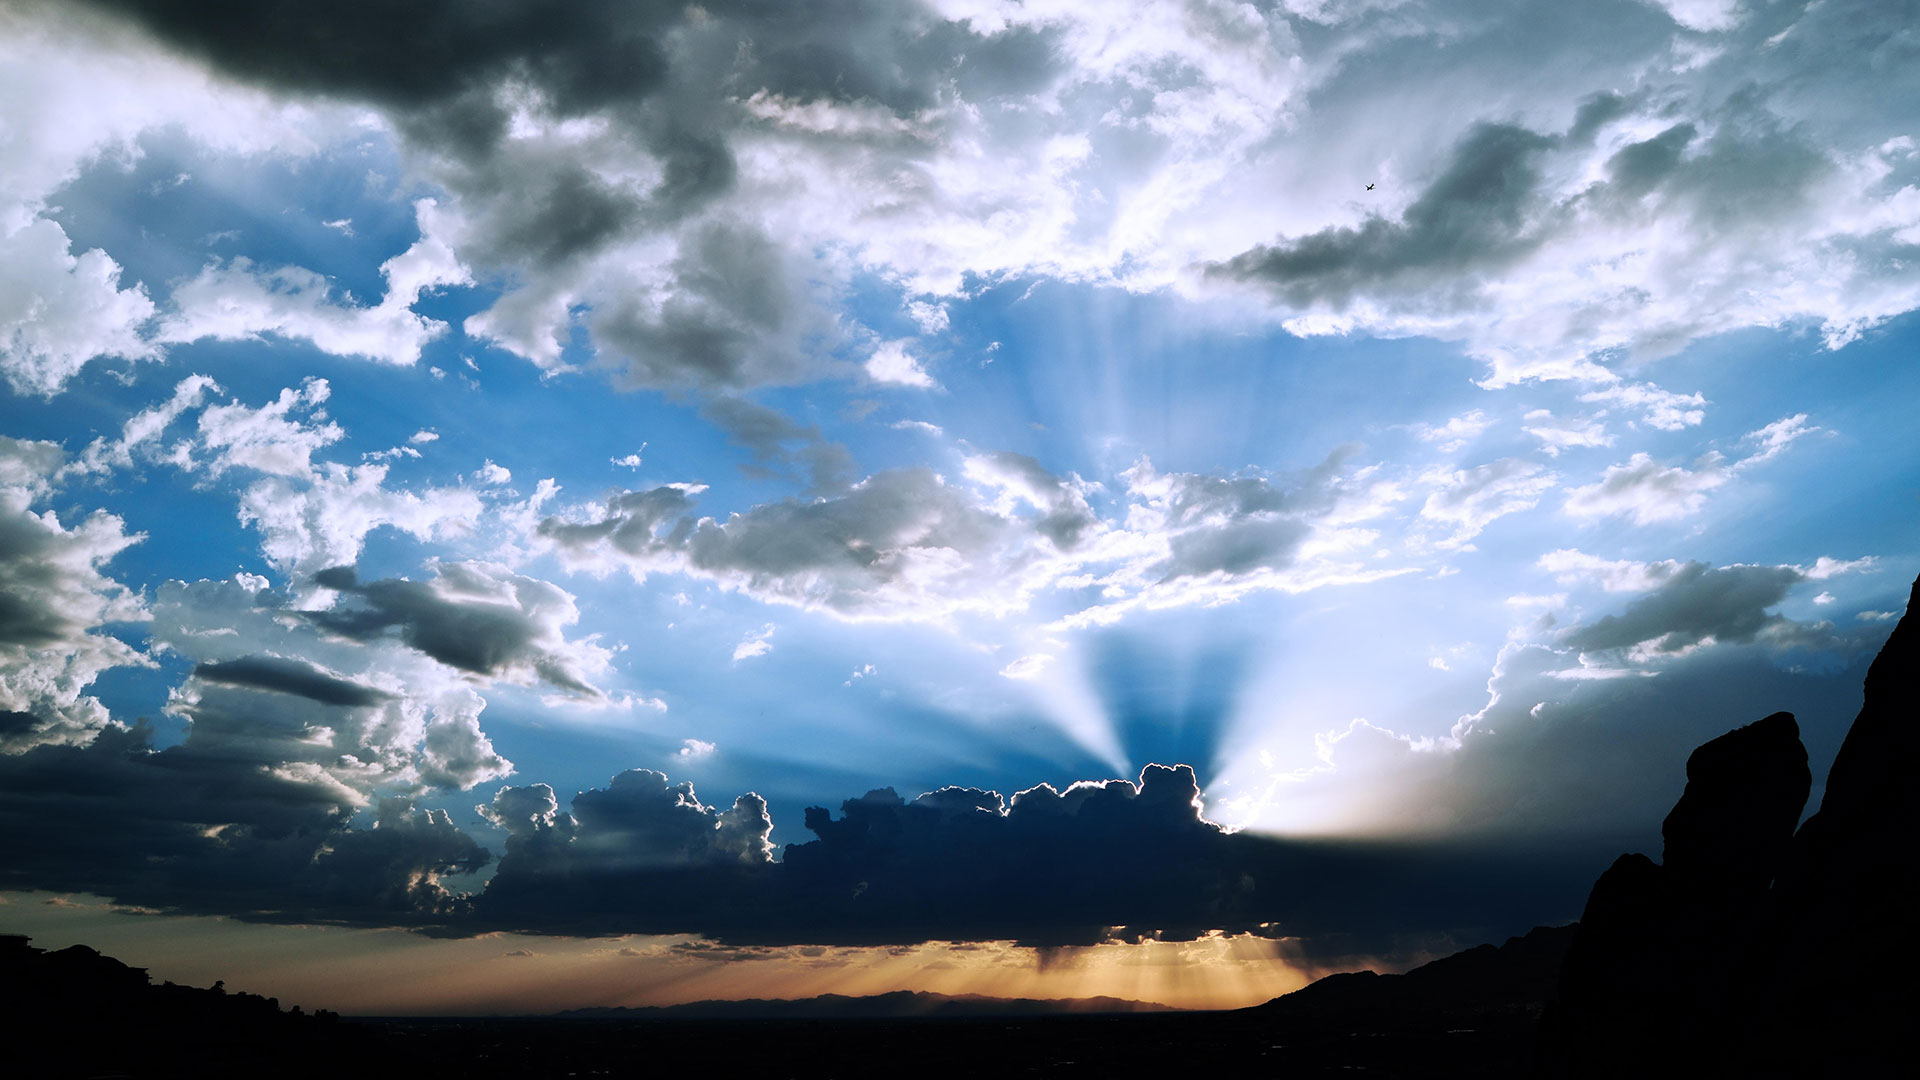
(1, 0), (1915, 1013)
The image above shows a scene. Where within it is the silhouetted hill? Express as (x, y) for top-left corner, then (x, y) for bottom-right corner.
(0, 934), (369, 1078)
(1252, 922), (1577, 1025)
(557, 988), (1175, 1020)
(1542, 573), (1919, 1077)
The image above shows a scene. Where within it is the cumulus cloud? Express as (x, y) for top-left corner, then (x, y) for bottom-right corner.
(0, 438), (149, 751)
(154, 199), (470, 365)
(0, 220), (156, 397)
(865, 340), (937, 389)
(0, 719), (493, 923)
(467, 761), (1591, 948)
(11, 0), (1918, 403)
(239, 463), (482, 583)
(1207, 11), (1920, 389)
(0, 10), (335, 395)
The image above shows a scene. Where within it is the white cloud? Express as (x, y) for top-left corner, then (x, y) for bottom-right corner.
(474, 460), (512, 486)
(865, 340), (937, 389)
(239, 463), (483, 584)
(1738, 413), (1821, 468)
(999, 653), (1054, 680)
(1410, 410), (1494, 454)
(409, 429), (440, 444)
(1563, 452), (1729, 525)
(67, 374), (220, 477)
(1803, 555), (1875, 580)
(0, 220), (157, 397)
(196, 377), (343, 477)
(732, 625), (775, 663)
(1416, 458), (1557, 550)
(157, 199), (469, 366)
(1521, 409), (1613, 456)
(1577, 383), (1707, 431)
(678, 739), (717, 758)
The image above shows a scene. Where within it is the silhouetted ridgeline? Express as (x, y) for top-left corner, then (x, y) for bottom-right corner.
(0, 934), (370, 1077)
(1540, 572), (1919, 1077)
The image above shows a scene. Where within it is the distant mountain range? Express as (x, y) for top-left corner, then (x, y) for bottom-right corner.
(557, 989), (1176, 1020)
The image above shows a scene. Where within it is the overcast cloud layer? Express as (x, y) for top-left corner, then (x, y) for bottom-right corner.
(0, 0), (1916, 989)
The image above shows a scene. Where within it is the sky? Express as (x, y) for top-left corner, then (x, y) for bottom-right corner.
(1, 0), (1917, 1014)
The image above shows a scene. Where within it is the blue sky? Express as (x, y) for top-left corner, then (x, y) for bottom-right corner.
(2, 0), (1916, 1011)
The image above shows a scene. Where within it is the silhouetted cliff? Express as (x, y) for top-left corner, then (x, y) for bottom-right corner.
(1543, 574), (1918, 1077)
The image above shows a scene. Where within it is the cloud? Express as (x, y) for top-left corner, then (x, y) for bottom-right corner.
(1416, 458), (1558, 550)
(1538, 549), (1688, 593)
(1210, 122), (1558, 308)
(0, 219), (156, 397)
(1207, 31), (1920, 388)
(0, 440), (149, 751)
(731, 625), (774, 663)
(155, 199), (470, 365)
(1000, 654), (1054, 680)
(307, 563), (612, 697)
(0, 720), (493, 923)
(66, 374), (220, 477)
(538, 447), (1409, 628)
(1560, 562), (1821, 655)
(1563, 452), (1729, 525)
(194, 377), (343, 477)
(703, 398), (855, 496)
(239, 463), (482, 583)
(468, 761), (1590, 948)
(865, 340), (937, 389)
(1522, 410), (1613, 456)
(1739, 413), (1821, 467)
(1411, 410), (1495, 454)
(1577, 383), (1706, 431)
(191, 656), (391, 708)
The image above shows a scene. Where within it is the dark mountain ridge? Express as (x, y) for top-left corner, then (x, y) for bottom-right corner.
(557, 988), (1175, 1020)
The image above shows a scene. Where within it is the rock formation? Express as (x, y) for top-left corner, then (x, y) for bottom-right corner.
(1543, 574), (1917, 1077)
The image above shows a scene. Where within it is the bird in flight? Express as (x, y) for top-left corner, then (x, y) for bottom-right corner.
(1366, 183), (1375, 190)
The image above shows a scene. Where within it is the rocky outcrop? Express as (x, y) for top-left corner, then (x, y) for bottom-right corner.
(1543, 574), (1917, 1078)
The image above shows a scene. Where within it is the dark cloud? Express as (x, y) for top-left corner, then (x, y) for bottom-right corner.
(1563, 563), (1810, 654)
(467, 763), (1592, 948)
(0, 720), (490, 924)
(308, 563), (601, 694)
(1209, 123), (1557, 307)
(192, 656), (391, 708)
(74, 0), (676, 115)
